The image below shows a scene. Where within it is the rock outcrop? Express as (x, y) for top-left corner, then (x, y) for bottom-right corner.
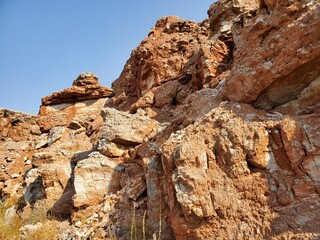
(110, 16), (231, 122)
(0, 108), (40, 197)
(1, 0), (320, 239)
(41, 72), (114, 106)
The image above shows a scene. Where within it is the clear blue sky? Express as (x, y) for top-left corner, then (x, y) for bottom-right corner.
(0, 0), (214, 114)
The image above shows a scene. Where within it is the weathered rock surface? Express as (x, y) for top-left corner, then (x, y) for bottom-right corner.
(111, 16), (231, 122)
(73, 151), (122, 207)
(38, 97), (107, 133)
(1, 0), (320, 239)
(161, 103), (320, 239)
(0, 109), (40, 197)
(222, 0), (320, 111)
(41, 72), (114, 106)
(0, 108), (40, 141)
(98, 107), (160, 151)
(208, 0), (260, 41)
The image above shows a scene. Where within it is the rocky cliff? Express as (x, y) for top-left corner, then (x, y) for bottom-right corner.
(1, 0), (320, 239)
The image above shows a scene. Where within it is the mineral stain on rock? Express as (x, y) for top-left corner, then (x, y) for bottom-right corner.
(1, 0), (320, 239)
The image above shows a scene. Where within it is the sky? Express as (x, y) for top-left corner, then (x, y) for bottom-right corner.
(0, 0), (214, 114)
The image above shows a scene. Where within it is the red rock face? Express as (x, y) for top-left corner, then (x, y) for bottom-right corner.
(222, 0), (320, 107)
(1, 0), (320, 239)
(111, 16), (231, 121)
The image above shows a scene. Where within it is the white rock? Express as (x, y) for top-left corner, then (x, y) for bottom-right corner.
(25, 160), (32, 165)
(75, 221), (82, 228)
(11, 173), (20, 178)
(4, 141), (30, 150)
(48, 127), (65, 146)
(73, 152), (121, 208)
(19, 222), (44, 239)
(35, 133), (48, 149)
(4, 206), (16, 224)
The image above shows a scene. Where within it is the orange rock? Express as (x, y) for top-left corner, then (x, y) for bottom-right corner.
(41, 72), (114, 106)
(1, 0), (320, 239)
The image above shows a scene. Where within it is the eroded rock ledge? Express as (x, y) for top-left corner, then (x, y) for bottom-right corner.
(41, 72), (114, 106)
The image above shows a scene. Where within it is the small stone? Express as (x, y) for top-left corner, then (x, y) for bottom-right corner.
(30, 125), (41, 135)
(5, 206), (16, 224)
(24, 160), (32, 165)
(48, 127), (65, 146)
(11, 173), (20, 178)
(35, 133), (48, 149)
(75, 221), (82, 228)
(5, 157), (13, 163)
(126, 177), (147, 201)
(99, 142), (125, 157)
(32, 152), (53, 167)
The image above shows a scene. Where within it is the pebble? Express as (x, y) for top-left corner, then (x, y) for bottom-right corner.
(25, 160), (32, 165)
(11, 173), (20, 178)
(75, 221), (82, 228)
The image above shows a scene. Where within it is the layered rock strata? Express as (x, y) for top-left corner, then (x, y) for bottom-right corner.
(41, 72), (114, 106)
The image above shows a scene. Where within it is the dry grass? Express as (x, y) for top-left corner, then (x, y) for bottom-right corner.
(0, 198), (57, 240)
(129, 207), (162, 240)
(0, 201), (23, 240)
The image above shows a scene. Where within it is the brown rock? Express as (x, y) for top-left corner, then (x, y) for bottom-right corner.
(2, 0), (320, 239)
(262, 0), (287, 11)
(222, 0), (320, 109)
(41, 72), (114, 106)
(38, 97), (108, 132)
(0, 108), (40, 141)
(301, 156), (320, 194)
(123, 177), (146, 201)
(111, 16), (231, 121)
(292, 177), (317, 200)
(32, 152), (53, 167)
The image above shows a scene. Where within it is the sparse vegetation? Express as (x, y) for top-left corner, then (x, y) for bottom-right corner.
(129, 206), (162, 240)
(0, 199), (23, 240)
(142, 211), (146, 240)
(130, 207), (137, 240)
(0, 198), (57, 240)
